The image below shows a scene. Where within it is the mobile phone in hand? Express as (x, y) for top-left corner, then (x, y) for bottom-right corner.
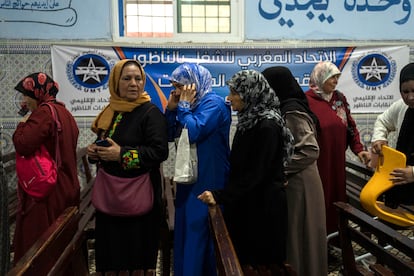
(96, 139), (111, 147)
(18, 104), (29, 116)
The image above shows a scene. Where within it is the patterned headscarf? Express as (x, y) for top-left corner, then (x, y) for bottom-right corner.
(91, 59), (151, 133)
(170, 63), (212, 109)
(227, 69), (294, 165)
(15, 72), (59, 104)
(309, 61), (341, 92)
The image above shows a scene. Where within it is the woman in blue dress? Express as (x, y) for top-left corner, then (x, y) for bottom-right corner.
(165, 63), (231, 276)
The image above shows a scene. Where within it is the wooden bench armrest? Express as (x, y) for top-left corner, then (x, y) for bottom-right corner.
(345, 159), (374, 177)
(48, 204), (95, 275)
(208, 205), (243, 276)
(345, 159), (374, 210)
(369, 263), (394, 276)
(7, 206), (79, 276)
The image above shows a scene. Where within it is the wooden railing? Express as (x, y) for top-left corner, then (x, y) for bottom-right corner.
(335, 201), (414, 276)
(208, 205), (244, 276)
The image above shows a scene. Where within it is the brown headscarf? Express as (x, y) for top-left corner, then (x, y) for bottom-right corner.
(15, 72), (59, 104)
(91, 59), (151, 133)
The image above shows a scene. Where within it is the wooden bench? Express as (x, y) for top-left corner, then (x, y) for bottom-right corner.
(7, 206), (80, 276)
(345, 159), (374, 210)
(4, 147), (96, 275)
(47, 147), (96, 275)
(335, 201), (414, 276)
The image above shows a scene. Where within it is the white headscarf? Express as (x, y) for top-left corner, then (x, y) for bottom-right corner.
(309, 61), (341, 92)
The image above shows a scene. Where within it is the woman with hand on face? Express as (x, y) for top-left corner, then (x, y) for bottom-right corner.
(198, 70), (294, 274)
(305, 61), (370, 238)
(12, 73), (80, 268)
(87, 59), (168, 275)
(165, 63), (231, 276)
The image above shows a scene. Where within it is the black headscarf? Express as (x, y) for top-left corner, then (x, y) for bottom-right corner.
(396, 62), (414, 165)
(262, 66), (320, 132)
(399, 62), (414, 89)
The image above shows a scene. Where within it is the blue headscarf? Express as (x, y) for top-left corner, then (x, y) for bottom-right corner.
(170, 63), (212, 109)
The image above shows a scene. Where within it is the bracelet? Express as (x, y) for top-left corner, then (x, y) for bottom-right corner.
(178, 101), (191, 109)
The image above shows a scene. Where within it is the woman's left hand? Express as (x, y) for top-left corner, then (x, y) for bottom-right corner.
(197, 191), (216, 205)
(357, 150), (371, 165)
(390, 166), (414, 185)
(96, 138), (121, 162)
(20, 114), (30, 123)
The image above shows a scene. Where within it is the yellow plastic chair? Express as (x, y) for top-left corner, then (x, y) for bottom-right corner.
(360, 145), (414, 227)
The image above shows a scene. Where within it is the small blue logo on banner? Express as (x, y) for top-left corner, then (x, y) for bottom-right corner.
(66, 53), (113, 92)
(351, 52), (397, 91)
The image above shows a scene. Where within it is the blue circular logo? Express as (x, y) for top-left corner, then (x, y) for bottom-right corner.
(71, 54), (110, 89)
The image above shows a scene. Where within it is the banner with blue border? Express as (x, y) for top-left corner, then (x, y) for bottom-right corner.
(51, 45), (409, 116)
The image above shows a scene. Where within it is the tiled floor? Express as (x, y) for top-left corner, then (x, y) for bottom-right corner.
(88, 249), (169, 275)
(11, 221), (413, 275)
(326, 227), (413, 276)
(86, 241), (366, 276)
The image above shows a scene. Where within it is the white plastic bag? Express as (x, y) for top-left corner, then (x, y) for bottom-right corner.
(173, 127), (198, 184)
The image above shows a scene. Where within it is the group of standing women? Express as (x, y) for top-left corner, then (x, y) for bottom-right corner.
(11, 58), (370, 276)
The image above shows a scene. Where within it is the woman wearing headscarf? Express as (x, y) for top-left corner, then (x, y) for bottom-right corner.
(165, 63), (231, 276)
(371, 62), (414, 207)
(12, 73), (80, 265)
(198, 70), (294, 273)
(87, 59), (168, 274)
(263, 66), (327, 276)
(305, 61), (370, 237)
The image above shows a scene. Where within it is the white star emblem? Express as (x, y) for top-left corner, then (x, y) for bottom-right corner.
(75, 58), (108, 83)
(359, 58), (388, 82)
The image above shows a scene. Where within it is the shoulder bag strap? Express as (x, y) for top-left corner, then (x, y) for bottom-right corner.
(42, 103), (61, 167)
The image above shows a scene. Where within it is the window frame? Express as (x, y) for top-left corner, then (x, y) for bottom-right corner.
(112, 0), (243, 43)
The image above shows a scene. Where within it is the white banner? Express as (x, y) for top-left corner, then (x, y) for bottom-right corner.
(51, 45), (409, 116)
